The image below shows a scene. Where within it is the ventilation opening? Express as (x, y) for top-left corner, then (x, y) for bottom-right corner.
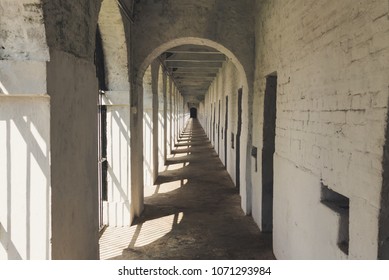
(321, 184), (350, 255)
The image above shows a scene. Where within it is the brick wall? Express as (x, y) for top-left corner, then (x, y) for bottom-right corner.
(253, 0), (389, 259)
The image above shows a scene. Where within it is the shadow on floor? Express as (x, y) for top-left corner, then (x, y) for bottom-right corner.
(99, 119), (275, 260)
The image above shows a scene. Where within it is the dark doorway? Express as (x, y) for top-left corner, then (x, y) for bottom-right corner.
(379, 99), (389, 259)
(224, 96), (228, 169)
(236, 88), (243, 190)
(210, 104), (213, 140)
(218, 100), (221, 154)
(213, 102), (216, 145)
(95, 27), (108, 230)
(261, 74), (277, 232)
(190, 107), (197, 118)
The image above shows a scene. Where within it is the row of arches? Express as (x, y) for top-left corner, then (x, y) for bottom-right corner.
(0, 0), (254, 259)
(3, 0), (386, 261)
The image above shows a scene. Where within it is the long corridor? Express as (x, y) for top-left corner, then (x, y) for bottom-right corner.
(99, 119), (274, 260)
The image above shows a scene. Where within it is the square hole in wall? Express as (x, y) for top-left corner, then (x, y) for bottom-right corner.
(320, 184), (350, 255)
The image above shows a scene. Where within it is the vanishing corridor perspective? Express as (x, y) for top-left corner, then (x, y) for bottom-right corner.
(0, 0), (389, 260)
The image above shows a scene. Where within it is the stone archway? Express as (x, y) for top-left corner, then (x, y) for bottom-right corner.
(97, 0), (132, 228)
(131, 0), (255, 216)
(130, 37), (252, 218)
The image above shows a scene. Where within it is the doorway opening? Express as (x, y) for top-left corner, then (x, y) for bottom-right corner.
(224, 96), (229, 169)
(213, 102), (216, 145)
(218, 100), (221, 154)
(379, 101), (389, 259)
(190, 107), (197, 118)
(236, 88), (243, 190)
(261, 74), (277, 232)
(95, 27), (108, 229)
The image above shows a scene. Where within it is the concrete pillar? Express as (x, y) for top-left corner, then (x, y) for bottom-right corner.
(240, 85), (253, 215)
(48, 51), (99, 260)
(130, 80), (144, 219)
(143, 65), (154, 188)
(151, 62), (159, 184)
(172, 87), (177, 143)
(167, 78), (173, 154)
(158, 70), (166, 167)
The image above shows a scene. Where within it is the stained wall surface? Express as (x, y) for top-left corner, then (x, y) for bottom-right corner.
(199, 60), (243, 187)
(0, 0), (51, 260)
(253, 0), (389, 259)
(43, 0), (102, 259)
(1, 0), (389, 261)
(132, 0), (255, 216)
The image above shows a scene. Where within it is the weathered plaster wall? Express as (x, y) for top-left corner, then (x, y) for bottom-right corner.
(42, 0), (101, 60)
(42, 0), (102, 259)
(0, 0), (49, 61)
(0, 0), (51, 260)
(48, 50), (99, 259)
(98, 0), (129, 91)
(254, 0), (389, 259)
(99, 0), (132, 227)
(199, 61), (243, 186)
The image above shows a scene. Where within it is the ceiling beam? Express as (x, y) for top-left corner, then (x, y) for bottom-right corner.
(171, 67), (219, 73)
(166, 45), (221, 53)
(172, 72), (217, 77)
(174, 75), (215, 82)
(166, 61), (223, 68)
(166, 53), (225, 62)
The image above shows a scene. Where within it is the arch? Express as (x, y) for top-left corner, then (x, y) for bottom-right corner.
(137, 37), (248, 94)
(98, 0), (129, 91)
(131, 37), (252, 218)
(96, 0), (132, 228)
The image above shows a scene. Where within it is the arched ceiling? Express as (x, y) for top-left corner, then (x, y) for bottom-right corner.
(161, 44), (226, 103)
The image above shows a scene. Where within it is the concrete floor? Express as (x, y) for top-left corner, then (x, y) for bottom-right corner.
(99, 119), (275, 260)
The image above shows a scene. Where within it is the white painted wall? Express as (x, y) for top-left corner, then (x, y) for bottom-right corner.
(99, 0), (132, 227)
(103, 92), (131, 227)
(253, 0), (389, 259)
(0, 1), (51, 258)
(199, 60), (244, 188)
(0, 95), (51, 260)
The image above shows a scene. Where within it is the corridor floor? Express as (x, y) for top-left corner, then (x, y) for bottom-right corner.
(99, 119), (275, 260)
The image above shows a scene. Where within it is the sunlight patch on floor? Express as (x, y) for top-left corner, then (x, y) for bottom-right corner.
(166, 163), (185, 171)
(99, 213), (184, 259)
